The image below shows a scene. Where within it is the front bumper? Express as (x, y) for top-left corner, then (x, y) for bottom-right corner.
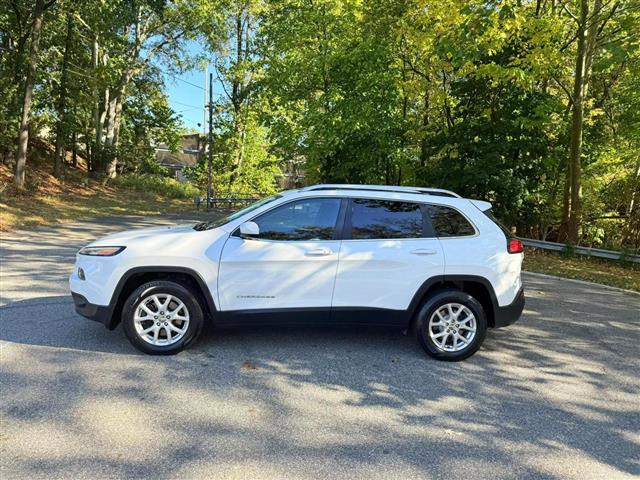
(493, 287), (525, 328)
(71, 292), (112, 327)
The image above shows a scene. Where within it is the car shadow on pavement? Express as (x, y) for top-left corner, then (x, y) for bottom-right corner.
(3, 296), (411, 356)
(0, 296), (134, 354)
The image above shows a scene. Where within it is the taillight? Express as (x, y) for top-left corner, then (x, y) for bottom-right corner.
(508, 238), (524, 254)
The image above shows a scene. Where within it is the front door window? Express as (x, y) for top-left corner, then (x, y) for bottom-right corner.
(252, 198), (341, 241)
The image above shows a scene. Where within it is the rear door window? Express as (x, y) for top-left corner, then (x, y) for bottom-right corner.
(350, 199), (424, 239)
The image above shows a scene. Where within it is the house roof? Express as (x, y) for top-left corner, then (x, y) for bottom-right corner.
(155, 134), (202, 168)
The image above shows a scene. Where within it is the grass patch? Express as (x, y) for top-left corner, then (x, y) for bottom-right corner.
(523, 248), (640, 292)
(0, 163), (194, 232)
(112, 173), (200, 199)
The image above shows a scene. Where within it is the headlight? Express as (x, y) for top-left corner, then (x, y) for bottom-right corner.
(78, 246), (126, 256)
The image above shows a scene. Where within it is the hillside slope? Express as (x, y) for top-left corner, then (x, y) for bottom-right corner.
(0, 147), (192, 232)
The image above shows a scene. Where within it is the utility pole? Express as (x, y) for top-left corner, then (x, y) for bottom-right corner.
(203, 65), (208, 136)
(207, 72), (214, 209)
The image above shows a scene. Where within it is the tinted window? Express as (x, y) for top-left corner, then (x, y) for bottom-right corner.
(351, 199), (423, 239)
(428, 205), (475, 237)
(253, 198), (341, 241)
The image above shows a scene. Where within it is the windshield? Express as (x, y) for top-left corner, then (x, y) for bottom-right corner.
(193, 195), (282, 231)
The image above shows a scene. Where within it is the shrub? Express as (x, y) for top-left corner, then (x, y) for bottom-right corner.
(561, 243), (576, 257)
(113, 173), (200, 199)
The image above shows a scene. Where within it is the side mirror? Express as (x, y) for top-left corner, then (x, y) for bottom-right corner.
(239, 221), (259, 237)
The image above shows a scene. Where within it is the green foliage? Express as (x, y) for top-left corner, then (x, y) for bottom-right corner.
(0, 1), (26, 160)
(118, 70), (184, 174)
(90, 144), (118, 174)
(184, 115), (281, 196)
(561, 243), (576, 257)
(261, 0), (405, 183)
(190, 0), (282, 197)
(112, 173), (200, 199)
(618, 248), (636, 266)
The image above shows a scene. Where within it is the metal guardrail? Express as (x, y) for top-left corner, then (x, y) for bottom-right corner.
(520, 238), (640, 263)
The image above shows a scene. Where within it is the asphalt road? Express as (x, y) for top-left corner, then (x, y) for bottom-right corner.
(1, 215), (639, 480)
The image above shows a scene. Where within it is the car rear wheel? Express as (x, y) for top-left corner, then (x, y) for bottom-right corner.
(122, 280), (204, 355)
(415, 289), (487, 361)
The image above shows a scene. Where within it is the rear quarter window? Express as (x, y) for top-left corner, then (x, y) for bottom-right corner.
(428, 205), (475, 237)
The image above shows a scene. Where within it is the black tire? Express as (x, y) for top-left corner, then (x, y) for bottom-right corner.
(122, 280), (204, 355)
(414, 289), (487, 361)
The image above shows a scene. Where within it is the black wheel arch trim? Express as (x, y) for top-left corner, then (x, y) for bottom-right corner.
(407, 274), (523, 328)
(105, 266), (218, 330)
(408, 274), (499, 318)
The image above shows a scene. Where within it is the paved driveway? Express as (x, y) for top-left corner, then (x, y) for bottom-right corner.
(1, 216), (639, 479)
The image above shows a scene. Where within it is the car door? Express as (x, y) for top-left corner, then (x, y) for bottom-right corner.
(217, 197), (344, 320)
(332, 198), (445, 319)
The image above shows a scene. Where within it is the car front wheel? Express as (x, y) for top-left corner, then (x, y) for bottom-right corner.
(415, 289), (487, 361)
(122, 280), (204, 355)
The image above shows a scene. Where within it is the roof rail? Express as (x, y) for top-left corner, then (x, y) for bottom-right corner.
(301, 184), (461, 198)
(413, 187), (462, 198)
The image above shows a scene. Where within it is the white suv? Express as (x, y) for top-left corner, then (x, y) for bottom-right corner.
(70, 184), (525, 361)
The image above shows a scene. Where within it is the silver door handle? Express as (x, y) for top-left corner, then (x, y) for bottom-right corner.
(305, 248), (332, 256)
(411, 248), (438, 255)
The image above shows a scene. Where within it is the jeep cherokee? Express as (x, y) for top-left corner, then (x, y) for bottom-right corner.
(70, 184), (525, 361)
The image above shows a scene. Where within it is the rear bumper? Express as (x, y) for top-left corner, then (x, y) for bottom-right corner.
(493, 287), (525, 328)
(71, 292), (112, 327)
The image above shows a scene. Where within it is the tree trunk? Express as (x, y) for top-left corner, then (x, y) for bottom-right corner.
(90, 37), (100, 171)
(104, 87), (125, 178)
(556, 100), (573, 242)
(71, 121), (77, 168)
(228, 10), (245, 187)
(559, 155), (572, 240)
(54, 11), (74, 179)
(623, 158), (640, 247)
(629, 159), (640, 217)
(104, 96), (118, 145)
(13, 0), (47, 188)
(97, 88), (108, 141)
(92, 45), (112, 175)
(6, 6), (30, 166)
(566, 0), (590, 244)
(419, 89), (430, 168)
(583, 0), (603, 91)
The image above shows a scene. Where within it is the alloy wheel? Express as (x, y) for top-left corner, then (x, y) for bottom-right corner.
(428, 303), (477, 352)
(134, 293), (190, 346)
